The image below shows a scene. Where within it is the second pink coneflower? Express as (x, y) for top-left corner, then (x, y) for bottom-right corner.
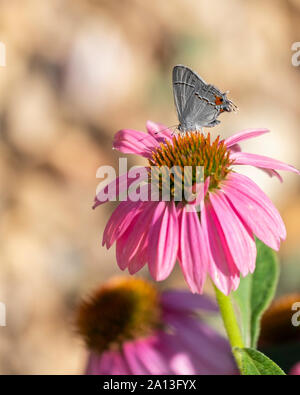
(77, 277), (235, 375)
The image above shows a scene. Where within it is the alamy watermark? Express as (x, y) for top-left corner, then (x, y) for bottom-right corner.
(291, 302), (300, 327)
(291, 42), (300, 67)
(0, 302), (6, 327)
(96, 159), (205, 212)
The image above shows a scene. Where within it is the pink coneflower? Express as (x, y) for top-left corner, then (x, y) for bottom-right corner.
(76, 277), (235, 375)
(94, 122), (299, 295)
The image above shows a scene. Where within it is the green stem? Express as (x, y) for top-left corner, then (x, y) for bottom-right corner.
(213, 284), (244, 373)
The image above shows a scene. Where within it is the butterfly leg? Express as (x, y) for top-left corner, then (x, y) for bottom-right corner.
(206, 119), (220, 128)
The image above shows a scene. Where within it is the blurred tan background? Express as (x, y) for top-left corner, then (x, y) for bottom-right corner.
(0, 0), (299, 374)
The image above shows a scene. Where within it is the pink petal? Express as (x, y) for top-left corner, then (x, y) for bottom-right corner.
(201, 200), (240, 295)
(165, 313), (235, 375)
(290, 362), (300, 375)
(102, 200), (143, 248)
(258, 167), (283, 183)
(230, 152), (300, 174)
(229, 143), (241, 153)
(161, 290), (218, 313)
(156, 332), (197, 374)
(123, 342), (150, 374)
(93, 168), (148, 209)
(116, 230), (131, 271)
(110, 353), (131, 375)
(225, 128), (269, 147)
(177, 205), (208, 293)
(226, 173), (286, 237)
(210, 191), (256, 276)
(87, 351), (114, 375)
(135, 338), (170, 374)
(223, 172), (286, 241)
(120, 202), (156, 273)
(146, 120), (173, 142)
(113, 129), (159, 158)
(148, 201), (179, 281)
(224, 132), (284, 182)
(127, 248), (148, 275)
(85, 353), (101, 375)
(226, 191), (281, 251)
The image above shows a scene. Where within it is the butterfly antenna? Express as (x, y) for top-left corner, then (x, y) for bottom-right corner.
(153, 124), (178, 135)
(225, 90), (238, 112)
(136, 124), (179, 143)
(230, 99), (239, 112)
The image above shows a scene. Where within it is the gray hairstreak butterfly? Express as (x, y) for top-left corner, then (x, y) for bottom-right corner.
(135, 65), (237, 144)
(173, 64), (237, 132)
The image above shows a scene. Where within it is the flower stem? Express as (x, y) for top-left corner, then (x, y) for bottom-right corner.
(213, 284), (244, 373)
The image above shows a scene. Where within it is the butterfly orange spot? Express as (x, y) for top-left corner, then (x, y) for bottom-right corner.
(215, 96), (223, 105)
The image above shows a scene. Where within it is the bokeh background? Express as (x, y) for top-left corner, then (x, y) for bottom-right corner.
(0, 0), (299, 374)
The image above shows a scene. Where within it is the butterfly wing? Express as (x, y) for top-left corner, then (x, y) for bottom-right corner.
(181, 85), (220, 129)
(196, 83), (237, 113)
(173, 65), (236, 130)
(172, 65), (207, 122)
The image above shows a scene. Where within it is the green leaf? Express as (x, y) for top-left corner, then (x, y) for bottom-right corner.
(234, 348), (285, 375)
(233, 239), (279, 348)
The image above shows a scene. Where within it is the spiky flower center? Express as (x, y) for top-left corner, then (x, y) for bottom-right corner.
(149, 132), (233, 198)
(76, 277), (162, 354)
